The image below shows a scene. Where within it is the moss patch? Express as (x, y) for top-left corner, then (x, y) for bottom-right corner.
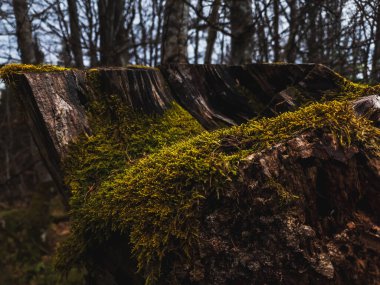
(323, 72), (380, 101)
(57, 98), (379, 283)
(0, 64), (69, 82)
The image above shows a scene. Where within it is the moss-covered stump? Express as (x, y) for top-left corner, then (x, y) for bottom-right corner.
(2, 64), (380, 284)
(57, 100), (380, 284)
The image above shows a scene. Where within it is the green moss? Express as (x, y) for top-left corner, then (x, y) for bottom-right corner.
(323, 72), (380, 101)
(57, 98), (379, 283)
(0, 64), (69, 82)
(263, 179), (300, 207)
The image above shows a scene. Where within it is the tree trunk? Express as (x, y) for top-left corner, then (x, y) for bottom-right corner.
(98, 0), (128, 66)
(306, 2), (318, 62)
(273, 0), (280, 62)
(285, 0), (298, 62)
(161, 0), (189, 64)
(371, 1), (380, 82)
(67, 0), (84, 68)
(228, 0), (254, 64)
(12, 0), (37, 64)
(204, 0), (221, 64)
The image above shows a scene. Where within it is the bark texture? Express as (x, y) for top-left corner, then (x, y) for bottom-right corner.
(11, 71), (89, 202)
(92, 67), (173, 114)
(204, 0), (221, 64)
(353, 95), (380, 127)
(164, 130), (380, 284)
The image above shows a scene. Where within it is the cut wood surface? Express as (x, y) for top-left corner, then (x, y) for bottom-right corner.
(11, 71), (89, 201)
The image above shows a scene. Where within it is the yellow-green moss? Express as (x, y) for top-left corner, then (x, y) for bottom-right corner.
(0, 64), (69, 82)
(57, 99), (379, 284)
(263, 179), (300, 206)
(323, 72), (380, 101)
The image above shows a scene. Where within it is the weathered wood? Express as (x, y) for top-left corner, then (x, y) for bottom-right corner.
(92, 67), (173, 114)
(164, 130), (380, 284)
(353, 95), (380, 127)
(11, 71), (89, 202)
(161, 64), (343, 130)
(11, 67), (174, 202)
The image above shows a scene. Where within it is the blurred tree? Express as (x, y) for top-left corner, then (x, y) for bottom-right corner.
(161, 0), (189, 63)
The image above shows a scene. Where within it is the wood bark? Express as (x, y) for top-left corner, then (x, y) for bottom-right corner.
(273, 0), (280, 62)
(161, 0), (189, 64)
(306, 2), (318, 62)
(163, 129), (380, 284)
(353, 95), (380, 127)
(285, 0), (298, 62)
(10, 71), (90, 204)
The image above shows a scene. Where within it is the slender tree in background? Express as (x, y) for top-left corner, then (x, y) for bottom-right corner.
(12, 0), (37, 64)
(305, 1), (318, 63)
(67, 0), (84, 67)
(161, 0), (189, 63)
(228, 0), (254, 64)
(2, 0), (380, 79)
(272, 0), (280, 62)
(205, 0), (221, 64)
(98, 0), (128, 65)
(284, 0), (298, 62)
(371, 0), (380, 81)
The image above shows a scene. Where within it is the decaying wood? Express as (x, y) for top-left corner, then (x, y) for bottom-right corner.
(353, 95), (380, 127)
(163, 130), (380, 284)
(11, 71), (89, 202)
(161, 63), (342, 129)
